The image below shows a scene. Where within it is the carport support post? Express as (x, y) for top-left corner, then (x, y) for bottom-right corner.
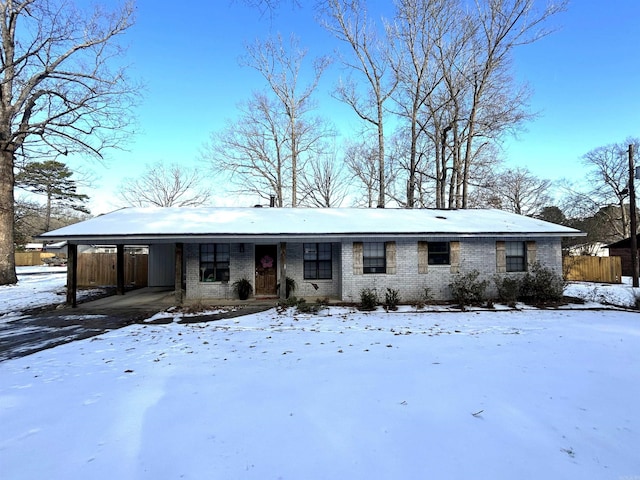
(175, 242), (184, 304)
(66, 243), (78, 308)
(279, 242), (287, 300)
(116, 244), (125, 295)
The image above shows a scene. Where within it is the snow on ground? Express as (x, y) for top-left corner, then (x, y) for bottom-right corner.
(0, 271), (639, 479)
(1, 308), (639, 479)
(0, 267), (103, 324)
(565, 276), (640, 309)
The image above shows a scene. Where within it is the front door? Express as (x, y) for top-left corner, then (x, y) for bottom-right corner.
(255, 245), (278, 296)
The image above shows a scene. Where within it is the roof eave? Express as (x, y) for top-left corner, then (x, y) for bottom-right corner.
(36, 230), (585, 244)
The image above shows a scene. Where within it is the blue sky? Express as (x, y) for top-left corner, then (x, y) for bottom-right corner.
(79, 0), (640, 213)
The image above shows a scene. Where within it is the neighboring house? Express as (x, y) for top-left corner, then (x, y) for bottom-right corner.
(38, 207), (583, 306)
(23, 243), (44, 251)
(566, 242), (609, 257)
(42, 241), (68, 256)
(607, 238), (639, 277)
(78, 245), (149, 255)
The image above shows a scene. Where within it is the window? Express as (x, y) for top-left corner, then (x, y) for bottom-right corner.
(200, 244), (230, 282)
(363, 242), (386, 274)
(304, 243), (332, 280)
(428, 242), (450, 265)
(506, 241), (526, 272)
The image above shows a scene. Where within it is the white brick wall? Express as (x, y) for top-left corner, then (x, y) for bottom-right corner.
(183, 237), (563, 303)
(185, 242), (341, 301)
(284, 243), (341, 299)
(340, 237), (563, 302)
(185, 243), (254, 301)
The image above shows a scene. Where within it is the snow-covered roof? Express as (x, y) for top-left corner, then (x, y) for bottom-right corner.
(38, 207), (583, 243)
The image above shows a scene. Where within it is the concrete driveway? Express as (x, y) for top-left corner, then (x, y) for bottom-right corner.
(0, 288), (275, 362)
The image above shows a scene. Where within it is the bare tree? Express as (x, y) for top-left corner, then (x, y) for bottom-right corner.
(343, 140), (379, 208)
(343, 138), (398, 207)
(206, 89), (332, 207)
(389, 0), (450, 208)
(0, 0), (138, 285)
(14, 195), (88, 246)
(480, 166), (551, 216)
(240, 0), (300, 15)
(298, 151), (349, 207)
(454, 0), (566, 208)
(242, 33), (331, 206)
(575, 138), (640, 239)
(413, 0), (564, 209)
(13, 196), (44, 247)
(117, 161), (212, 208)
(319, 0), (397, 208)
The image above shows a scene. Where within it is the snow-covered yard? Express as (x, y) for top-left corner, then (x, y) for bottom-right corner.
(0, 269), (639, 479)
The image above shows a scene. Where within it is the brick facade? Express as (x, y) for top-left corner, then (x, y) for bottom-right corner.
(185, 242), (342, 301)
(341, 237), (562, 302)
(183, 237), (563, 303)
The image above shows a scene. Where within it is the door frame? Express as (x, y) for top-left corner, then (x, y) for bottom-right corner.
(255, 244), (278, 296)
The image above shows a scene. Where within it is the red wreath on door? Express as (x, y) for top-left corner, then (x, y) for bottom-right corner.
(260, 255), (273, 268)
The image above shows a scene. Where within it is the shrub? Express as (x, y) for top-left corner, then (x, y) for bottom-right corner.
(232, 278), (253, 300)
(414, 287), (435, 310)
(277, 277), (297, 299)
(360, 288), (378, 311)
(493, 275), (521, 307)
(423, 287), (434, 304)
(384, 288), (400, 311)
(296, 298), (329, 314)
(520, 263), (565, 304)
(448, 270), (489, 307)
(278, 295), (329, 314)
(285, 277), (296, 298)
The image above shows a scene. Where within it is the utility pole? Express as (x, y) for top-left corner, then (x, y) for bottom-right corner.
(628, 144), (638, 287)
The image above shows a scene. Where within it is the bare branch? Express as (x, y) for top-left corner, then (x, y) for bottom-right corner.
(0, 0), (139, 284)
(117, 161), (212, 208)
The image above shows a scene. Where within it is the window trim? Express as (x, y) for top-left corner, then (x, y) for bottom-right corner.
(199, 243), (230, 282)
(505, 241), (526, 272)
(303, 242), (332, 280)
(427, 241), (451, 265)
(363, 242), (386, 274)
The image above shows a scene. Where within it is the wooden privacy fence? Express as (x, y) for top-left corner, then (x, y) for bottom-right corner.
(77, 253), (148, 287)
(15, 252), (55, 266)
(563, 256), (622, 284)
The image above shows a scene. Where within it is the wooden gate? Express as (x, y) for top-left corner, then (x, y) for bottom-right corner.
(77, 253), (148, 287)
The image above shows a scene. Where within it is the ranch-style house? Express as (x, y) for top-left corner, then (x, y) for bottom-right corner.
(38, 207), (583, 306)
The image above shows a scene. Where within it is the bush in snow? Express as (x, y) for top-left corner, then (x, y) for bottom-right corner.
(519, 263), (565, 304)
(384, 288), (400, 311)
(448, 270), (489, 307)
(493, 275), (521, 307)
(359, 288), (378, 311)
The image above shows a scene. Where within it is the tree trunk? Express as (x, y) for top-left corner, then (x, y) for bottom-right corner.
(407, 108), (418, 208)
(0, 148), (17, 284)
(461, 99), (478, 209)
(45, 192), (52, 232)
(448, 127), (460, 209)
(291, 115), (297, 207)
(377, 102), (385, 208)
